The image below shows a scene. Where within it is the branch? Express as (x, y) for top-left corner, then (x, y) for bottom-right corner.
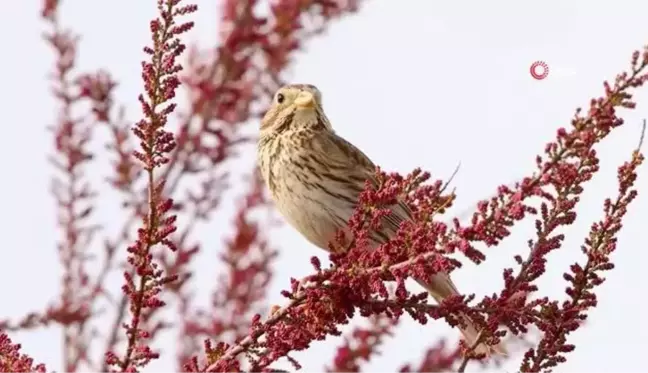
(520, 147), (644, 372)
(103, 1), (197, 371)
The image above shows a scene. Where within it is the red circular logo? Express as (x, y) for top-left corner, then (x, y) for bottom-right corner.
(530, 61), (549, 80)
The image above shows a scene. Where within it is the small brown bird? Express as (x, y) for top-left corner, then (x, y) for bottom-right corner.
(257, 84), (504, 356)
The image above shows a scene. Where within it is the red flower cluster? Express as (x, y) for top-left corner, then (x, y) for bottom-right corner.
(327, 315), (396, 372)
(0, 334), (45, 373)
(104, 1), (197, 371)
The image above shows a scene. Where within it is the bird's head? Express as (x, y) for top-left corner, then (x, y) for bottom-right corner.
(260, 84), (332, 136)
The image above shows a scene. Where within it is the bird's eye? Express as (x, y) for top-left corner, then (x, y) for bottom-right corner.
(276, 93), (285, 104)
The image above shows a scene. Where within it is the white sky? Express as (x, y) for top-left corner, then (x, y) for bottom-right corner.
(2, 0), (648, 372)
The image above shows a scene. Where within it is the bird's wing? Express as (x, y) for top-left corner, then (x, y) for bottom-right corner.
(319, 132), (413, 242)
(323, 132), (375, 177)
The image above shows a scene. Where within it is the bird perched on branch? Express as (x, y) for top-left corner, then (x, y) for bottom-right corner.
(257, 83), (505, 356)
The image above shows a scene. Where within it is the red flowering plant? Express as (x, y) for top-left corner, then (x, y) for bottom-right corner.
(0, 0), (646, 372)
(192, 54), (648, 371)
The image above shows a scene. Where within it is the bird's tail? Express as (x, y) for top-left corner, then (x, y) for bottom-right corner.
(417, 274), (507, 357)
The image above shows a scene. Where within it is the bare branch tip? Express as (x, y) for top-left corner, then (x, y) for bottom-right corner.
(636, 118), (646, 152)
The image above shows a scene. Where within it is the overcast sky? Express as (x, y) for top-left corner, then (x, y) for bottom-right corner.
(2, 0), (648, 372)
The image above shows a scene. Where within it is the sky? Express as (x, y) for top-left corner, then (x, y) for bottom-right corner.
(2, 0), (648, 372)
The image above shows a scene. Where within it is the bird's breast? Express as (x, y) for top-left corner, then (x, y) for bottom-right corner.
(262, 145), (357, 250)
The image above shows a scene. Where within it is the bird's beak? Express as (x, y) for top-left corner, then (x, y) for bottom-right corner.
(294, 91), (315, 108)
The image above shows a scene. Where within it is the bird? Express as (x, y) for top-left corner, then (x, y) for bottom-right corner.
(257, 83), (505, 356)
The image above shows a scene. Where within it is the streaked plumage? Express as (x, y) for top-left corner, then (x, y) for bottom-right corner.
(257, 84), (504, 356)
